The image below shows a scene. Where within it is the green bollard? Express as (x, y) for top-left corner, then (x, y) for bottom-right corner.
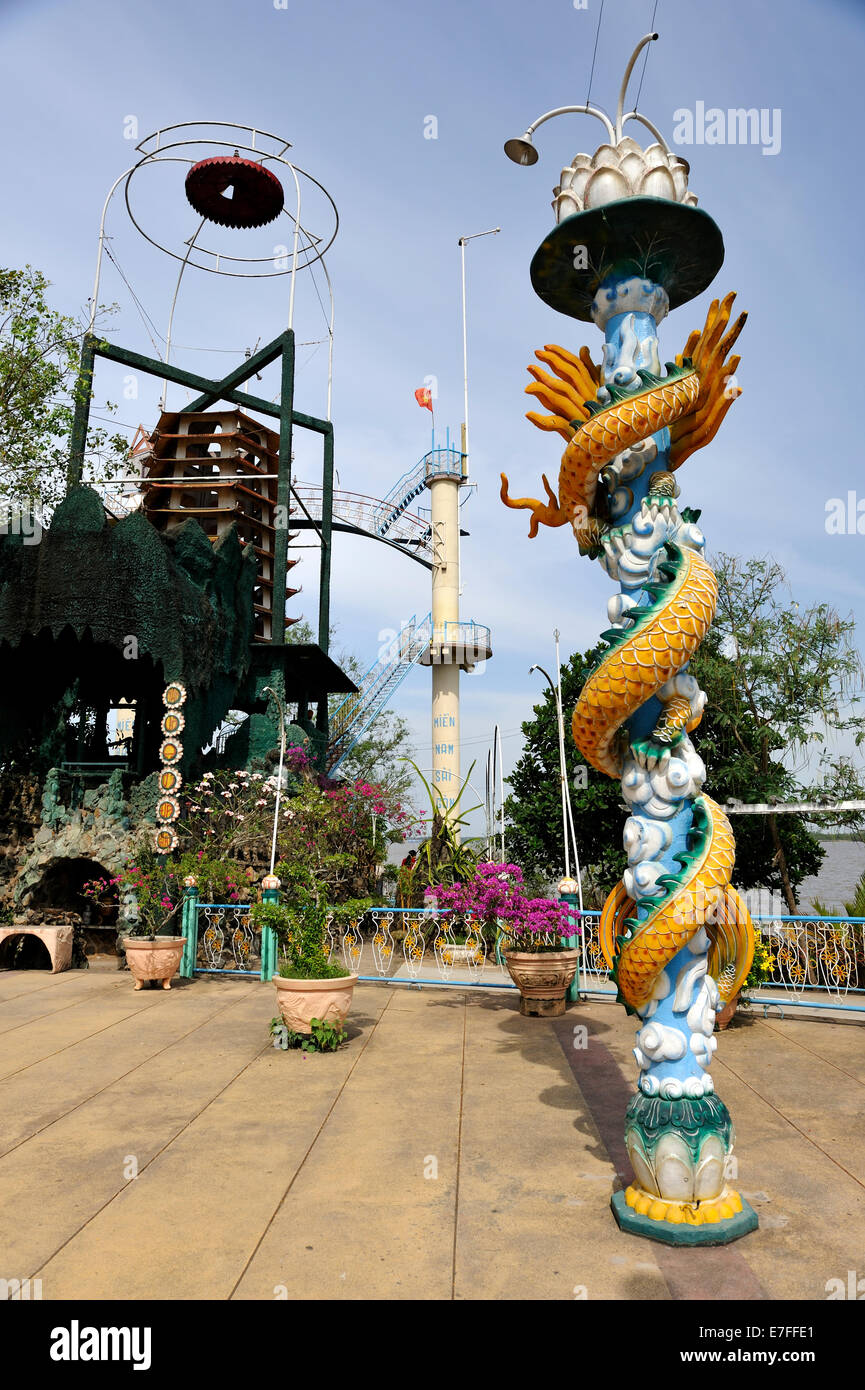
(260, 873), (281, 981)
(558, 881), (581, 1003)
(179, 876), (199, 979)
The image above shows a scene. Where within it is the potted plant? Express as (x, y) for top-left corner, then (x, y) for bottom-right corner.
(428, 862), (578, 1015)
(83, 851), (186, 991)
(252, 883), (358, 1036)
(396, 760), (481, 907)
(717, 926), (776, 1029)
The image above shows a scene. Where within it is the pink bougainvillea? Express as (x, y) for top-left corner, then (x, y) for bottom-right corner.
(426, 862), (577, 946)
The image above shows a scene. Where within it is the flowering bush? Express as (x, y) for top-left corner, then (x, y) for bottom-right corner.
(82, 846), (183, 938)
(275, 776), (417, 905)
(170, 849), (253, 904)
(426, 862), (575, 953)
(180, 768), (286, 859)
(164, 758), (419, 909)
(744, 927), (776, 990)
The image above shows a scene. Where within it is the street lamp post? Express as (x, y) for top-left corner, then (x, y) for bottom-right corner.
(262, 685), (287, 877)
(458, 227), (500, 472)
(530, 637), (584, 999)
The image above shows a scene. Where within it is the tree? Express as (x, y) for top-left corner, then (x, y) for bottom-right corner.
(0, 265), (127, 510)
(691, 626), (826, 902)
(505, 558), (865, 912)
(286, 619), (416, 802)
(693, 553), (865, 911)
(504, 645), (627, 902)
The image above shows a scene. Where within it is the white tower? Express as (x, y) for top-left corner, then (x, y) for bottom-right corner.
(419, 438), (492, 820)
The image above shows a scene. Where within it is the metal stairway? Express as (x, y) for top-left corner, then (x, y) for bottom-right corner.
(292, 482), (433, 565)
(326, 613), (432, 773)
(372, 459), (428, 537)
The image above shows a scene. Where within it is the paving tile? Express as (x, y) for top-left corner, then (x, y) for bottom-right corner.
(0, 973), (862, 1301)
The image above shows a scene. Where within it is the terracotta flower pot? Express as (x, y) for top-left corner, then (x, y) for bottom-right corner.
(273, 972), (359, 1035)
(503, 948), (578, 1017)
(715, 991), (741, 1031)
(123, 937), (186, 991)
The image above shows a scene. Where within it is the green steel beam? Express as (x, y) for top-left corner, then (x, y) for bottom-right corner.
(66, 334), (97, 488)
(92, 340), (283, 420)
(314, 425), (335, 745)
(182, 333), (287, 412)
(73, 337), (330, 441)
(318, 426), (334, 655)
(290, 409), (330, 435)
(272, 331), (295, 647)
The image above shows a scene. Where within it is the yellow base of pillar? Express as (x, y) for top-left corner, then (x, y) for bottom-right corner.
(624, 1183), (744, 1226)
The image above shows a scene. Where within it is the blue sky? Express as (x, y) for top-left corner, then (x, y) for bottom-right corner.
(2, 0), (864, 833)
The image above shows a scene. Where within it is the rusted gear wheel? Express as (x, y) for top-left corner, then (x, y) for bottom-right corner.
(185, 156), (285, 229)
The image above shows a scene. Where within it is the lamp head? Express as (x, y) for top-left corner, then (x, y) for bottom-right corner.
(504, 133), (538, 166)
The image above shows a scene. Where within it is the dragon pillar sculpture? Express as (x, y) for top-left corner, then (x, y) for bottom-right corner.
(502, 34), (758, 1244)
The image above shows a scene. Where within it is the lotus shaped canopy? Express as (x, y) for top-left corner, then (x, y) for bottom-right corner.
(552, 136), (696, 223)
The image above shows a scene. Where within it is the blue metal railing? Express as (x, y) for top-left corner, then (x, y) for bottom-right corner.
(179, 897), (865, 1016)
(423, 447), (464, 482)
(577, 910), (865, 1013)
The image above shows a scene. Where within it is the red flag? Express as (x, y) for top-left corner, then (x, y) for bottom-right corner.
(414, 387), (433, 412)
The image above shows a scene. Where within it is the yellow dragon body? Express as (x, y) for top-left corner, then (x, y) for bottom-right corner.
(597, 796), (755, 1012)
(501, 292), (754, 1014)
(502, 292), (746, 554)
(571, 541), (717, 779)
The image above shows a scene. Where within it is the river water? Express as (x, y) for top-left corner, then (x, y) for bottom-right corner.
(796, 839), (865, 914)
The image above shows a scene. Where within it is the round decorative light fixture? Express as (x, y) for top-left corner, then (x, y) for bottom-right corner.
(159, 768), (181, 793)
(163, 682), (187, 708)
(156, 796), (181, 824)
(155, 827), (179, 853)
(161, 710), (185, 736)
(159, 739), (183, 765)
(185, 155), (284, 229)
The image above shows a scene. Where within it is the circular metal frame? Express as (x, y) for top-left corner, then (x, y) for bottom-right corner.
(87, 121), (338, 410)
(122, 134), (338, 278)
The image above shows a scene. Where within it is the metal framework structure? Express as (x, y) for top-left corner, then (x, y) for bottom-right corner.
(88, 122), (339, 412)
(291, 484), (435, 567)
(68, 329), (335, 654)
(77, 124), (489, 772)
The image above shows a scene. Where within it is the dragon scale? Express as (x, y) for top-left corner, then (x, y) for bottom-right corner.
(503, 263), (758, 1237)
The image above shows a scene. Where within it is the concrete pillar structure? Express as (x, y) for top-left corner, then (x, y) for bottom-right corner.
(420, 444), (491, 821)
